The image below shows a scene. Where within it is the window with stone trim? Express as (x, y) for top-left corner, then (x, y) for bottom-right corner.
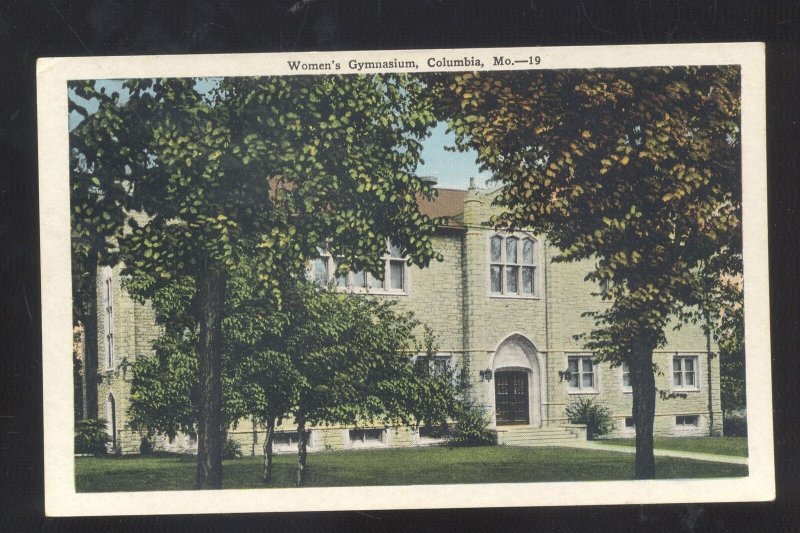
(567, 354), (596, 392)
(621, 361), (632, 392)
(490, 234), (538, 296)
(675, 415), (699, 427)
(102, 267), (114, 370)
(414, 354), (452, 378)
(313, 240), (406, 293)
(349, 428), (384, 444)
(673, 355), (700, 391)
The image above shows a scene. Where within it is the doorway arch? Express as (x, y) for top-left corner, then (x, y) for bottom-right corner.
(491, 334), (543, 427)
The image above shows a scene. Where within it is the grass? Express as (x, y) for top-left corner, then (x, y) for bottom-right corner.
(75, 445), (748, 493)
(599, 436), (748, 457)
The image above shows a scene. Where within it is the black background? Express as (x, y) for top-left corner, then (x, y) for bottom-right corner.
(1, 1), (798, 530)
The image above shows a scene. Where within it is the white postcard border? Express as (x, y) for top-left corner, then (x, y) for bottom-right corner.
(37, 42), (773, 516)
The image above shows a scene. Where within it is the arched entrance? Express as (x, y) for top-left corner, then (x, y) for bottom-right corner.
(106, 393), (117, 449)
(492, 334), (542, 427)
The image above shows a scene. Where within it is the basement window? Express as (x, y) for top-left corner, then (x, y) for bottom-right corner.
(675, 415), (699, 427)
(349, 428), (384, 445)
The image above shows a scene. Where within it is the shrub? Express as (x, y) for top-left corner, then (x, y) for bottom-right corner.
(75, 418), (111, 455)
(564, 398), (612, 440)
(723, 415), (748, 437)
(448, 401), (497, 447)
(222, 436), (243, 459)
(139, 436), (153, 455)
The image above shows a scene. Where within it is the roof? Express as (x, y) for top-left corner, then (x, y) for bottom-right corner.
(417, 188), (466, 229)
(268, 178), (468, 229)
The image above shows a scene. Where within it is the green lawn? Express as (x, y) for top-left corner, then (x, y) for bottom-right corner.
(599, 436), (748, 457)
(76, 445), (748, 492)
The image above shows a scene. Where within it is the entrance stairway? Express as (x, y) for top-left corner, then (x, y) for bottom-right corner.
(494, 425), (586, 446)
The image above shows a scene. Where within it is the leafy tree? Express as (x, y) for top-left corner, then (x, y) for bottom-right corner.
(436, 67), (741, 478)
(70, 73), (443, 488)
(711, 280), (746, 415)
(263, 282), (460, 486)
(130, 274), (460, 486)
(69, 90), (132, 419)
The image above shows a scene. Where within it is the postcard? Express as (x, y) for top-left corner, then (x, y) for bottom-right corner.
(38, 42), (772, 516)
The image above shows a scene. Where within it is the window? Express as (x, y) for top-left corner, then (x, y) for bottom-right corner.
(418, 425), (450, 440)
(414, 355), (452, 379)
(600, 277), (615, 296)
(349, 428), (384, 445)
(673, 355), (700, 391)
(314, 240), (406, 293)
(624, 417), (635, 428)
(675, 415), (699, 427)
(102, 267), (114, 369)
(621, 361), (632, 392)
(567, 355), (596, 392)
(490, 234), (538, 297)
(273, 432), (298, 447)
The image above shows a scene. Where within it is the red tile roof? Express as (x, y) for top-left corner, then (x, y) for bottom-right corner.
(418, 188), (466, 228)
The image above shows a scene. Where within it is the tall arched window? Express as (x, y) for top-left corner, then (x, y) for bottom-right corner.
(106, 393), (117, 448)
(490, 234), (538, 296)
(101, 267), (114, 369)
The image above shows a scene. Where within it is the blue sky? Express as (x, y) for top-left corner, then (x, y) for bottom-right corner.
(69, 80), (491, 190)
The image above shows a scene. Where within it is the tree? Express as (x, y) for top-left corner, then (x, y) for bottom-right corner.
(71, 73), (443, 488)
(267, 282), (459, 486)
(69, 89), (132, 419)
(710, 280), (746, 416)
(128, 256), (297, 474)
(436, 67), (741, 478)
(129, 273), (460, 486)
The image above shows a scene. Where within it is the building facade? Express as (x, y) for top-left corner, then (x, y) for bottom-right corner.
(95, 185), (722, 455)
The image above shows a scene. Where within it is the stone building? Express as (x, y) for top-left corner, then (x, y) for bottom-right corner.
(95, 183), (721, 455)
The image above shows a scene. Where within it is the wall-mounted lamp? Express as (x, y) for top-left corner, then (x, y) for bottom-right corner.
(557, 369), (573, 383)
(119, 357), (133, 379)
(479, 369), (493, 382)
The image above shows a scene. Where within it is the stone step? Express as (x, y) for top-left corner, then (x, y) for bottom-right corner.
(496, 428), (574, 435)
(499, 435), (577, 443)
(495, 426), (583, 446)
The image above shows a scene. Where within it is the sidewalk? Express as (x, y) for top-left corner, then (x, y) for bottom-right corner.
(561, 441), (748, 465)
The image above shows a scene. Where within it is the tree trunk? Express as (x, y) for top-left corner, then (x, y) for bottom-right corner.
(82, 263), (99, 419)
(195, 267), (226, 490)
(630, 348), (656, 480)
(296, 417), (308, 486)
(262, 417), (275, 484)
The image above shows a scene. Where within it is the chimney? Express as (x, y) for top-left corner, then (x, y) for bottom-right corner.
(468, 177), (476, 190)
(418, 175), (438, 187)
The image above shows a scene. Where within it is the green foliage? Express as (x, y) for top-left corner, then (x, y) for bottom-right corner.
(564, 398), (613, 440)
(723, 415), (747, 437)
(437, 67), (742, 364)
(129, 332), (201, 438)
(272, 281), (461, 430)
(448, 400), (497, 447)
(70, 74), (445, 486)
(70, 75), (444, 309)
(714, 282), (746, 413)
(75, 418), (111, 455)
(222, 436), (243, 460)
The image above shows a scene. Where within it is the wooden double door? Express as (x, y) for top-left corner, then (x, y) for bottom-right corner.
(494, 370), (530, 425)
